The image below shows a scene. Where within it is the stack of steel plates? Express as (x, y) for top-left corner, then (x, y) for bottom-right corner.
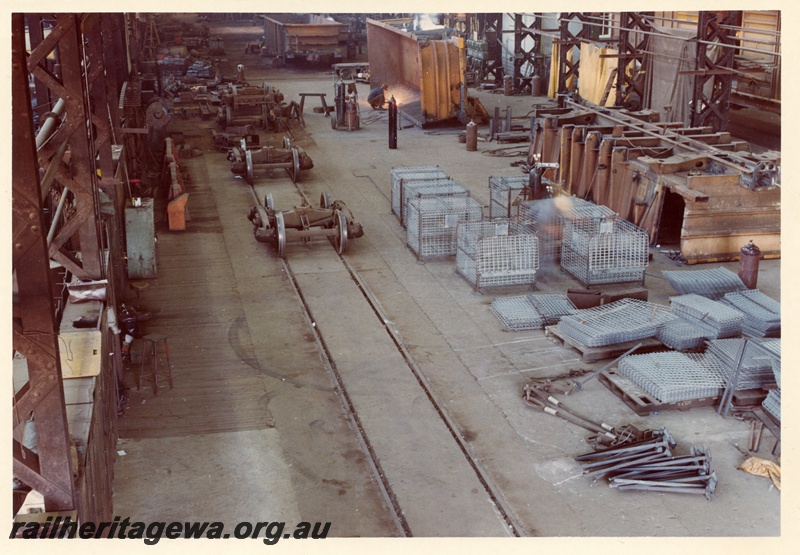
(670, 294), (744, 339)
(663, 267), (747, 299)
(655, 318), (710, 351)
(705, 338), (780, 390)
(721, 290), (780, 337)
(556, 298), (675, 347)
(617, 351), (727, 403)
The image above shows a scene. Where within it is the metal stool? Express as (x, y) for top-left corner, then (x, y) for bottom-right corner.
(139, 332), (174, 394)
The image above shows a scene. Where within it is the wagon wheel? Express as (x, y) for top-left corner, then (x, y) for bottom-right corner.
(320, 192), (332, 209)
(265, 193), (275, 211)
(283, 136), (292, 149)
(285, 147), (300, 184)
(334, 209), (349, 255)
(245, 149), (255, 185)
(274, 211), (287, 258)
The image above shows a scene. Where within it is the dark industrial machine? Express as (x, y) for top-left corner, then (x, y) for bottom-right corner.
(331, 77), (360, 131)
(247, 193), (364, 258)
(227, 138), (313, 184)
(216, 81), (299, 131)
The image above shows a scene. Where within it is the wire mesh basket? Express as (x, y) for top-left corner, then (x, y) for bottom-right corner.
(519, 197), (616, 261)
(655, 318), (711, 351)
(670, 294), (744, 339)
(490, 293), (576, 331)
(561, 216), (649, 286)
(617, 351), (727, 403)
(490, 296), (546, 331)
(705, 338), (779, 390)
(721, 289), (780, 337)
(489, 175), (529, 219)
(390, 166), (449, 219)
(456, 219), (539, 291)
(399, 179), (469, 228)
(406, 196), (483, 260)
(556, 298), (675, 347)
(662, 267), (747, 299)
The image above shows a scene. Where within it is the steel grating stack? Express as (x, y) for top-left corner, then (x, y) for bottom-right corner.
(663, 267), (747, 300)
(490, 293), (576, 331)
(705, 338), (780, 390)
(561, 216), (649, 286)
(762, 389), (781, 421)
(490, 296), (546, 331)
(520, 197), (616, 260)
(406, 196), (483, 260)
(528, 294), (577, 326)
(400, 178), (469, 228)
(617, 351), (727, 403)
(655, 318), (711, 351)
(488, 175), (529, 219)
(555, 298), (676, 347)
(456, 220), (539, 291)
(390, 166), (449, 220)
(720, 290), (780, 337)
(670, 294), (744, 339)
(771, 357), (781, 389)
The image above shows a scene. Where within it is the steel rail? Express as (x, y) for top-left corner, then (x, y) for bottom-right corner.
(247, 171), (527, 536)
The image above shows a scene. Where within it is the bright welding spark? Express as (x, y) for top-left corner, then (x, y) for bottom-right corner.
(552, 194), (573, 214)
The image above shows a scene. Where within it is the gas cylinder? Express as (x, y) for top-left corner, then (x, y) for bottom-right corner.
(531, 74), (544, 97)
(465, 121), (478, 151)
(503, 75), (513, 96)
(738, 240), (761, 289)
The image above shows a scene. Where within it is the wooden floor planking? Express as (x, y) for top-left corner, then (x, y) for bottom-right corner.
(118, 161), (274, 439)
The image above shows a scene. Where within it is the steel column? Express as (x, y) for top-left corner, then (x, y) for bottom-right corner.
(512, 14), (541, 91)
(476, 13), (504, 83)
(12, 12), (76, 513)
(558, 13), (594, 94)
(691, 11), (739, 132)
(616, 12), (652, 109)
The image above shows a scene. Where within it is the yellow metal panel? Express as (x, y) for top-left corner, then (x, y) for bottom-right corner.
(419, 40), (462, 124)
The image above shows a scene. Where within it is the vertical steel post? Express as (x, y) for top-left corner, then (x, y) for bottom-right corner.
(388, 96), (397, 149)
(12, 12), (76, 514)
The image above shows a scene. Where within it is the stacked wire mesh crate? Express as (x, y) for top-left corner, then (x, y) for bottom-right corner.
(488, 175), (529, 219)
(519, 197), (614, 261)
(406, 196), (483, 260)
(399, 178), (469, 228)
(390, 166), (449, 221)
(561, 212), (649, 286)
(456, 219), (539, 291)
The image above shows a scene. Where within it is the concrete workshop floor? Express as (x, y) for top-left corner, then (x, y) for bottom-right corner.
(112, 19), (786, 549)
